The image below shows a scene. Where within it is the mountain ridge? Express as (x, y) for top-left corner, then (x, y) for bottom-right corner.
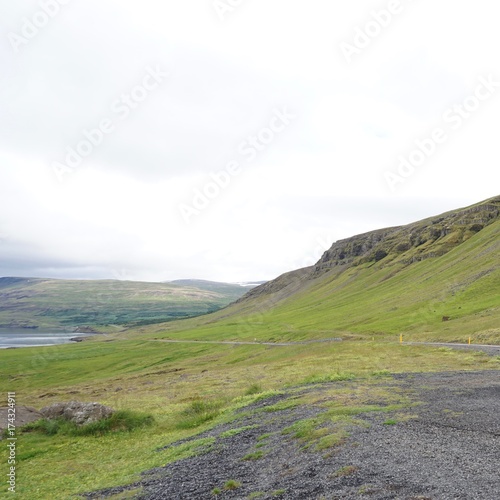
(238, 195), (500, 307)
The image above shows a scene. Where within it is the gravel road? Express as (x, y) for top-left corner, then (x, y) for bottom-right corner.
(87, 371), (500, 500)
(404, 342), (500, 356)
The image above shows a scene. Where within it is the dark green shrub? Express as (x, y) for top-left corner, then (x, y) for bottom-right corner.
(21, 410), (154, 437)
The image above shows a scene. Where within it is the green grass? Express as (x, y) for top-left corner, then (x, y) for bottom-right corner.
(176, 399), (225, 429)
(302, 372), (356, 384)
(257, 433), (272, 441)
(332, 465), (358, 477)
(242, 450), (265, 461)
(383, 419), (398, 425)
(282, 417), (348, 451)
(258, 398), (301, 413)
(281, 386), (415, 453)
(271, 489), (286, 496)
(224, 480), (241, 490)
(220, 425), (258, 439)
(245, 383), (263, 395)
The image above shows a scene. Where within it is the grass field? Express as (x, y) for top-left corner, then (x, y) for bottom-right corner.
(1, 336), (499, 499)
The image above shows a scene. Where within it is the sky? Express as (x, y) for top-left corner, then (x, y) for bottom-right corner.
(0, 0), (499, 283)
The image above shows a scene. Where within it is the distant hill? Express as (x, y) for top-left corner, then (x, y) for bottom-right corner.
(168, 279), (261, 301)
(0, 278), (252, 330)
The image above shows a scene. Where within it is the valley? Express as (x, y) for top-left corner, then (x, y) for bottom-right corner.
(0, 278), (253, 331)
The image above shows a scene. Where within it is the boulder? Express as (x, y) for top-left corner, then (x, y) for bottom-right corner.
(40, 401), (114, 426)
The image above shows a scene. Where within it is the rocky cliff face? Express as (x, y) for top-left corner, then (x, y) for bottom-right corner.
(313, 197), (500, 277)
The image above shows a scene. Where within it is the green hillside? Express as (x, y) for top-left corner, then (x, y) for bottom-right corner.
(136, 195), (500, 344)
(0, 278), (250, 330)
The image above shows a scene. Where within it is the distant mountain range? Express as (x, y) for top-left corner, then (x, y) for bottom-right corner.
(0, 278), (261, 330)
(168, 279), (266, 292)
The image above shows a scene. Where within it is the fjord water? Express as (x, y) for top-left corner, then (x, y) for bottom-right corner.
(0, 329), (90, 348)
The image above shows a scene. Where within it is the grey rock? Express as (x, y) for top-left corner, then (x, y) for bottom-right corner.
(40, 401), (114, 425)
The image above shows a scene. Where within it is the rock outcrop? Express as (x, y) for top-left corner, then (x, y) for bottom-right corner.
(40, 401), (114, 426)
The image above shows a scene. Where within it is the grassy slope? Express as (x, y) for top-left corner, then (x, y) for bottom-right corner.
(0, 278), (249, 329)
(1, 197), (499, 498)
(126, 215), (499, 345)
(258, 216), (500, 342)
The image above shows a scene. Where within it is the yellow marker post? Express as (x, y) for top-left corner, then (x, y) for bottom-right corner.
(468, 337), (471, 345)
(400, 334), (403, 344)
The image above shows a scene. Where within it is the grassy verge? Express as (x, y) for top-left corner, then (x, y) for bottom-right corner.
(1, 336), (499, 499)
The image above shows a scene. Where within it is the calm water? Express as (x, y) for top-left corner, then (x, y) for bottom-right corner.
(0, 329), (91, 349)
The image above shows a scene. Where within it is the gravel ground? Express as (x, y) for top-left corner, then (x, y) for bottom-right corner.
(87, 371), (500, 500)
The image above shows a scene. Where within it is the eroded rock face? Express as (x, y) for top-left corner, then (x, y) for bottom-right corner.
(40, 401), (114, 426)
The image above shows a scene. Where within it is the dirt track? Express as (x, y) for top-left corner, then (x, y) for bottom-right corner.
(87, 370), (500, 500)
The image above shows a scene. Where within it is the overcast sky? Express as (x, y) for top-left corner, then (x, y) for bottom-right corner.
(1, 0), (499, 283)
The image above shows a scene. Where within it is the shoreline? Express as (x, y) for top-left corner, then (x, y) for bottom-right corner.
(0, 331), (96, 349)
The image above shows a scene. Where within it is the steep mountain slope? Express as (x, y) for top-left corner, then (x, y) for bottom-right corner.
(146, 196), (500, 343)
(0, 278), (249, 330)
(240, 196), (500, 304)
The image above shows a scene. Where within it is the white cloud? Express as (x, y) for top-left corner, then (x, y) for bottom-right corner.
(1, 0), (499, 282)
